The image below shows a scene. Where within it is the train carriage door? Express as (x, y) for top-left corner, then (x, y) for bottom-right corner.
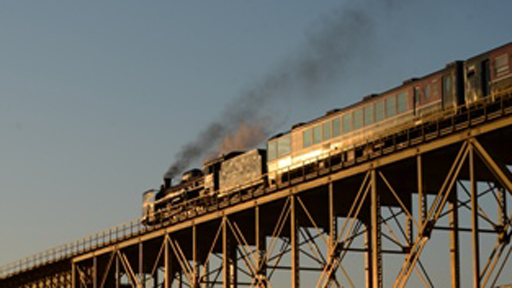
(413, 86), (420, 116)
(442, 74), (454, 110)
(481, 59), (491, 97)
(466, 65), (477, 103)
(466, 58), (491, 104)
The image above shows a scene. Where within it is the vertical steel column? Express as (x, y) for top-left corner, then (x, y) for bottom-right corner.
(140, 241), (145, 288)
(371, 170), (382, 288)
(223, 217), (229, 288)
(328, 182), (337, 284)
(115, 250), (120, 288)
(470, 145), (481, 288)
(72, 262), (77, 288)
(291, 194), (300, 288)
(405, 215), (412, 249)
(93, 256), (98, 288)
(192, 225), (198, 288)
(230, 232), (237, 288)
(498, 187), (507, 240)
(417, 155), (426, 228)
(329, 182), (336, 256)
(154, 266), (159, 288)
(203, 261), (209, 288)
(364, 222), (372, 288)
(223, 217), (237, 288)
(165, 235), (173, 288)
(449, 187), (460, 288)
(153, 265), (159, 288)
(255, 204), (267, 285)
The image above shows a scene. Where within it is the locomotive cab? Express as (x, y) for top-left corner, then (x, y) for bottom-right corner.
(203, 159), (222, 196)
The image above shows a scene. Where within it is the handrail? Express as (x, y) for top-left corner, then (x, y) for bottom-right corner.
(0, 218), (152, 278)
(2, 88), (512, 279)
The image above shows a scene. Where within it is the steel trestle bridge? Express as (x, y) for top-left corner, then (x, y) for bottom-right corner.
(3, 91), (512, 287)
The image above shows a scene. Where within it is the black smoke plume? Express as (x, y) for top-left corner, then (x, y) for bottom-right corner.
(165, 3), (384, 180)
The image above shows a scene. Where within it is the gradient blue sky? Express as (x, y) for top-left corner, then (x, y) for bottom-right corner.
(2, 0), (512, 285)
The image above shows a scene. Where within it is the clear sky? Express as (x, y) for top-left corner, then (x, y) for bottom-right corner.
(2, 0), (512, 286)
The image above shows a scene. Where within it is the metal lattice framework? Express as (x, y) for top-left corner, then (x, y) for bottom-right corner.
(3, 90), (512, 287)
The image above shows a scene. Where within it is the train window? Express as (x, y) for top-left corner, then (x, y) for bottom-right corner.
(277, 135), (291, 157)
(495, 54), (510, 77)
(333, 118), (341, 137)
(267, 140), (278, 161)
(353, 109), (363, 130)
(313, 125), (322, 144)
(343, 114), (351, 134)
(323, 122), (331, 141)
(425, 84), (430, 100)
(364, 105), (374, 126)
(375, 101), (384, 122)
(386, 97), (396, 117)
(303, 129), (312, 148)
(398, 92), (407, 113)
(433, 82), (439, 98)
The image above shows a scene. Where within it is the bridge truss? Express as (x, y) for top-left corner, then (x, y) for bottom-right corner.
(3, 91), (512, 287)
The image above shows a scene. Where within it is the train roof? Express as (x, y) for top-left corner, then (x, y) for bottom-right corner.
(465, 40), (512, 62)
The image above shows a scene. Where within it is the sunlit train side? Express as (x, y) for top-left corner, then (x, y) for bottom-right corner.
(465, 42), (512, 103)
(266, 62), (464, 183)
(143, 41), (512, 225)
(267, 42), (512, 183)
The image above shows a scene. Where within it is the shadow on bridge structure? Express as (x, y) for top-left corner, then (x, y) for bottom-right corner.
(3, 91), (512, 287)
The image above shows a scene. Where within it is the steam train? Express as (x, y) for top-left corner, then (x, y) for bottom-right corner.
(143, 150), (267, 224)
(142, 41), (512, 225)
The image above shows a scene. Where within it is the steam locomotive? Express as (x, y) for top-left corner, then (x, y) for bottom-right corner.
(143, 41), (512, 225)
(143, 150), (267, 224)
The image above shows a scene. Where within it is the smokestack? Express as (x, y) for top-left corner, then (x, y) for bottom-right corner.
(164, 177), (172, 189)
